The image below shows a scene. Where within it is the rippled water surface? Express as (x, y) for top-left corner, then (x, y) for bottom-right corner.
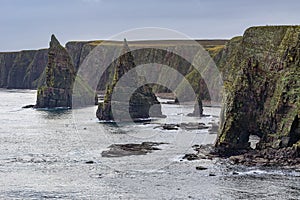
(0, 89), (299, 199)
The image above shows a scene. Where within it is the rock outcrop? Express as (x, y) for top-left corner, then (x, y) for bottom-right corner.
(35, 35), (76, 108)
(215, 26), (300, 158)
(96, 39), (164, 121)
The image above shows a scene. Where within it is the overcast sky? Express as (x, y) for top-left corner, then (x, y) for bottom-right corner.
(1, 0), (299, 51)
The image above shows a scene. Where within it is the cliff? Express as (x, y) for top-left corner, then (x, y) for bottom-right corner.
(0, 49), (48, 89)
(215, 26), (300, 159)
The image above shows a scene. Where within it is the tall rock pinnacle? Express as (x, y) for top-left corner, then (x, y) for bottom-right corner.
(96, 39), (164, 121)
(35, 34), (76, 108)
(50, 34), (60, 48)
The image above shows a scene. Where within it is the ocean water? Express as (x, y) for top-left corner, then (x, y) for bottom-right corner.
(0, 89), (299, 199)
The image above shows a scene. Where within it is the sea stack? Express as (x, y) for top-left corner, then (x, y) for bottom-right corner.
(35, 34), (75, 108)
(96, 39), (163, 121)
(187, 95), (203, 117)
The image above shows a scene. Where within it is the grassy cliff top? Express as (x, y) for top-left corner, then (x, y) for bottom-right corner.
(245, 25), (300, 31)
(66, 39), (228, 48)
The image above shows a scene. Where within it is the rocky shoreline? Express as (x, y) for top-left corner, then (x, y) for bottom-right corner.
(229, 147), (300, 167)
(183, 144), (300, 169)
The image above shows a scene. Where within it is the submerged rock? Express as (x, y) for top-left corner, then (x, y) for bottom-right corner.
(180, 122), (209, 130)
(162, 124), (179, 130)
(182, 153), (199, 161)
(96, 39), (164, 121)
(101, 142), (166, 157)
(22, 104), (35, 109)
(214, 26), (300, 160)
(154, 122), (209, 131)
(85, 161), (95, 164)
(195, 166), (208, 170)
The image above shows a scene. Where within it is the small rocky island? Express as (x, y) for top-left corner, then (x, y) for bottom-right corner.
(96, 39), (164, 121)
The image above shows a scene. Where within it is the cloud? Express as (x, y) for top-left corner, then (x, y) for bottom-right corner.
(81, 0), (103, 3)
(0, 0), (299, 51)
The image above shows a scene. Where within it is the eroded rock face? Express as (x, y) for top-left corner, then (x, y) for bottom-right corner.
(215, 26), (300, 156)
(35, 35), (76, 108)
(96, 39), (163, 121)
(0, 49), (48, 89)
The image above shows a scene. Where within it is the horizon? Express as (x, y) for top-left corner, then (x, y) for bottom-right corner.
(1, 0), (300, 51)
(0, 38), (230, 52)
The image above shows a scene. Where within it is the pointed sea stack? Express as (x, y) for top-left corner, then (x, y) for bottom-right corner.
(96, 39), (164, 121)
(35, 35), (75, 108)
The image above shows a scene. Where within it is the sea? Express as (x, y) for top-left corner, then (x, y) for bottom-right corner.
(0, 89), (299, 199)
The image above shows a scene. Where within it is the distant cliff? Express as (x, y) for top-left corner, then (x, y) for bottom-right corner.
(0, 49), (48, 89)
(215, 26), (300, 159)
(0, 39), (226, 100)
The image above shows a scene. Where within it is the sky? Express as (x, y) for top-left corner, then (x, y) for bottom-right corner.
(1, 0), (299, 51)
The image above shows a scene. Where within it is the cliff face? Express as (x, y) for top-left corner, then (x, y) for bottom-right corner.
(0, 52), (18, 87)
(0, 49), (48, 89)
(23, 49), (49, 88)
(215, 26), (300, 156)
